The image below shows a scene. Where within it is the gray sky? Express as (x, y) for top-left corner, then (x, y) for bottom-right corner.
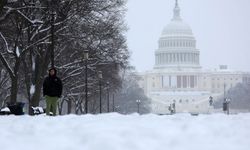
(125, 0), (250, 72)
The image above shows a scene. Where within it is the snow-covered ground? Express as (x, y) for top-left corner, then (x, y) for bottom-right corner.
(0, 113), (250, 150)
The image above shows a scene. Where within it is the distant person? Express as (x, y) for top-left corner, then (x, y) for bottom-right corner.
(43, 68), (63, 116)
(209, 96), (213, 106)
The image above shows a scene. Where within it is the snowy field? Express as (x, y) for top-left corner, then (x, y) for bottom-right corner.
(0, 113), (250, 150)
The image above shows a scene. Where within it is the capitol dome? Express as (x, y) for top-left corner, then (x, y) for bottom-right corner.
(161, 0), (193, 37)
(154, 0), (201, 70)
(161, 20), (193, 37)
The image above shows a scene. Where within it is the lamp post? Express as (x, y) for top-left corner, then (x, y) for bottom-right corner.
(98, 71), (103, 113)
(84, 50), (89, 114)
(208, 96), (213, 114)
(112, 94), (115, 112)
(107, 81), (110, 113)
(224, 83), (226, 99)
(209, 96), (213, 106)
(173, 100), (176, 114)
(136, 99), (141, 114)
(48, 0), (56, 68)
(226, 98), (231, 115)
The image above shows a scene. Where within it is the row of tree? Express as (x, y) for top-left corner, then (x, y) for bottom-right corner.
(214, 83), (250, 111)
(0, 0), (150, 115)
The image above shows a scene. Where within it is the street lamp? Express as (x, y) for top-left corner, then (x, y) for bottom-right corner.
(226, 98), (231, 115)
(83, 50), (89, 114)
(173, 100), (176, 114)
(107, 81), (110, 113)
(136, 99), (141, 114)
(98, 71), (103, 113)
(223, 83), (226, 99)
(48, 0), (56, 68)
(223, 98), (231, 115)
(112, 93), (115, 112)
(209, 96), (213, 106)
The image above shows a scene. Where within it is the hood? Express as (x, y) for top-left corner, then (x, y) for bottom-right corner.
(49, 68), (57, 77)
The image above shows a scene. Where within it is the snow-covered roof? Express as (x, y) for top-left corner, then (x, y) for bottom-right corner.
(150, 91), (211, 96)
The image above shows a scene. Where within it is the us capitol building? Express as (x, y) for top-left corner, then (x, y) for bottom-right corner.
(139, 0), (250, 114)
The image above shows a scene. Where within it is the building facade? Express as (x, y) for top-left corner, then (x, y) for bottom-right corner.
(140, 0), (250, 114)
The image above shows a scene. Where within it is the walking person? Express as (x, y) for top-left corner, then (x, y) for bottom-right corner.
(43, 68), (63, 116)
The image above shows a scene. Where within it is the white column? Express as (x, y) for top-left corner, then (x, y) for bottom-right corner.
(194, 54), (196, 63)
(189, 54), (191, 63)
(169, 53), (173, 64)
(175, 53), (177, 63)
(158, 54), (160, 64)
(171, 54), (173, 63)
(167, 54), (170, 63)
(172, 54), (175, 63)
(162, 54), (163, 64)
(196, 54), (198, 64)
(196, 54), (199, 64)
(178, 53), (180, 63)
(169, 54), (171, 63)
(192, 54), (194, 63)
(195, 54), (198, 64)
(165, 53), (167, 64)
(176, 53), (178, 63)
(166, 54), (168, 63)
(161, 54), (163, 64)
(156, 54), (158, 65)
(198, 54), (200, 64)
(188, 53), (191, 63)
(162, 53), (164, 64)
(181, 76), (184, 88)
(160, 54), (162, 64)
(165, 54), (167, 64)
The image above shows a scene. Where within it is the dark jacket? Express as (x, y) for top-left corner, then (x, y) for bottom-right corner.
(43, 69), (63, 97)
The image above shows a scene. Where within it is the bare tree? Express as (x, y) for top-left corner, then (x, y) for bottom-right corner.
(114, 67), (151, 114)
(0, 61), (10, 107)
(56, 0), (129, 114)
(0, 0), (130, 115)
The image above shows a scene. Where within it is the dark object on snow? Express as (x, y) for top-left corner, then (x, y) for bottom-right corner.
(190, 113), (199, 116)
(43, 68), (63, 98)
(0, 102), (25, 115)
(223, 101), (227, 111)
(223, 98), (231, 115)
(0, 107), (11, 115)
(31, 107), (46, 115)
(168, 102), (176, 114)
(209, 96), (213, 106)
(8, 102), (25, 115)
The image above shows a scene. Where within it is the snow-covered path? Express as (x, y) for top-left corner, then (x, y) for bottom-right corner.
(0, 113), (249, 150)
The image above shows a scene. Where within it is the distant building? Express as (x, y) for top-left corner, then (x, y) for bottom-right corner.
(139, 0), (250, 114)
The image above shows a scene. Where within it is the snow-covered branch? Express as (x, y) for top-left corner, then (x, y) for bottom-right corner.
(0, 53), (15, 78)
(0, 32), (13, 54)
(16, 10), (43, 25)
(0, 6), (12, 22)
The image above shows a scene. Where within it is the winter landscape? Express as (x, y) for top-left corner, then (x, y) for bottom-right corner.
(1, 113), (250, 150)
(1, 0), (250, 150)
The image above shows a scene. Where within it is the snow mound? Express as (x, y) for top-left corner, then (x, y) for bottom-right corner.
(0, 113), (250, 150)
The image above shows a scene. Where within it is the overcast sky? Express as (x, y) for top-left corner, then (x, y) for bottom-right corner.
(125, 0), (250, 72)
